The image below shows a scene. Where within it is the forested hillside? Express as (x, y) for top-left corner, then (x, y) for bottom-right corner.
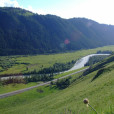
(0, 7), (114, 55)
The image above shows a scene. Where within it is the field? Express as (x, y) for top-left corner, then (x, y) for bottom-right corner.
(0, 82), (39, 94)
(0, 55), (113, 114)
(0, 45), (114, 76)
(0, 67), (86, 94)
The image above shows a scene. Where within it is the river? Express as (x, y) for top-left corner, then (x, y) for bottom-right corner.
(0, 54), (110, 80)
(67, 54), (110, 72)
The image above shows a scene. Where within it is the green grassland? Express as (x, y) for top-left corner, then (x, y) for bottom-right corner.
(0, 82), (40, 94)
(0, 67), (86, 94)
(0, 55), (113, 114)
(54, 66), (88, 79)
(0, 45), (114, 76)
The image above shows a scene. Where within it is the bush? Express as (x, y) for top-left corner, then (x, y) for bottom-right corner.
(52, 77), (71, 89)
(1, 77), (25, 85)
(24, 73), (54, 83)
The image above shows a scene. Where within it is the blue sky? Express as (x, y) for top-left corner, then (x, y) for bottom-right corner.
(17, 0), (83, 9)
(0, 0), (114, 25)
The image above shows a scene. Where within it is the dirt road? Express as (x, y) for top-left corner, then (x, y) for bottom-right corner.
(0, 68), (88, 99)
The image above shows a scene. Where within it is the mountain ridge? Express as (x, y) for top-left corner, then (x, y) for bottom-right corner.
(0, 7), (114, 55)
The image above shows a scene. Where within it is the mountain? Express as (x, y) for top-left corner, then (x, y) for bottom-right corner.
(0, 7), (114, 55)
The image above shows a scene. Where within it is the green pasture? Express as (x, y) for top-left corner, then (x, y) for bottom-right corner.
(0, 67), (86, 94)
(0, 45), (114, 76)
(0, 56), (113, 114)
(54, 66), (88, 79)
(0, 82), (41, 94)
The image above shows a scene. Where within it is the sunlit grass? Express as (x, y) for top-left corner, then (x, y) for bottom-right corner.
(0, 67), (87, 94)
(0, 60), (113, 114)
(0, 82), (39, 94)
(54, 66), (88, 79)
(0, 64), (26, 75)
(0, 45), (114, 76)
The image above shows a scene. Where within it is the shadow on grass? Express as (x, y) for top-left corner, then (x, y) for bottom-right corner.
(91, 69), (104, 82)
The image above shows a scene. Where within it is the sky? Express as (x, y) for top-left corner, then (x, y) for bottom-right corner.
(0, 0), (114, 25)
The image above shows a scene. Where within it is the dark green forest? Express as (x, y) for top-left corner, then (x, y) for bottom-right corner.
(0, 7), (114, 55)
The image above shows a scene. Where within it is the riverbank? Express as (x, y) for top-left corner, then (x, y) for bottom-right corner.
(0, 45), (114, 77)
(68, 54), (110, 71)
(0, 54), (110, 80)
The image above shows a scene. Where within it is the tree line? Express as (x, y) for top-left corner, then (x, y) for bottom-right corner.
(0, 73), (54, 85)
(24, 60), (76, 75)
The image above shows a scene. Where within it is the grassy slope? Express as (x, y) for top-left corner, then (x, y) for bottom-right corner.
(0, 82), (41, 94)
(0, 67), (85, 94)
(0, 55), (113, 114)
(0, 45), (114, 76)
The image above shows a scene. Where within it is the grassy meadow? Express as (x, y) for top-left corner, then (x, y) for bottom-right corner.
(0, 82), (40, 94)
(0, 67), (86, 94)
(0, 45), (114, 76)
(0, 55), (113, 114)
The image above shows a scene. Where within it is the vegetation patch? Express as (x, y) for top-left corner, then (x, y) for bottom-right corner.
(85, 55), (109, 66)
(83, 54), (114, 76)
(0, 56), (113, 114)
(0, 45), (114, 76)
(51, 77), (71, 89)
(92, 63), (114, 81)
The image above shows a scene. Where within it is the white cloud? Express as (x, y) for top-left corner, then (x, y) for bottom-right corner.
(58, 0), (114, 24)
(26, 5), (47, 15)
(0, 0), (47, 15)
(0, 0), (19, 7)
(40, 0), (114, 25)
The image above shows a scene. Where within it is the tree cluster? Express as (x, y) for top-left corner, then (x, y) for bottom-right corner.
(38, 61), (76, 74)
(24, 73), (53, 83)
(0, 77), (25, 85)
(51, 77), (71, 89)
(96, 50), (113, 54)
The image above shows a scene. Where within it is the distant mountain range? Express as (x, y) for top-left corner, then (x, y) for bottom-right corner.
(0, 7), (114, 55)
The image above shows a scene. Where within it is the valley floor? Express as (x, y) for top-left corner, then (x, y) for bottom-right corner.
(0, 55), (113, 114)
(0, 45), (114, 76)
